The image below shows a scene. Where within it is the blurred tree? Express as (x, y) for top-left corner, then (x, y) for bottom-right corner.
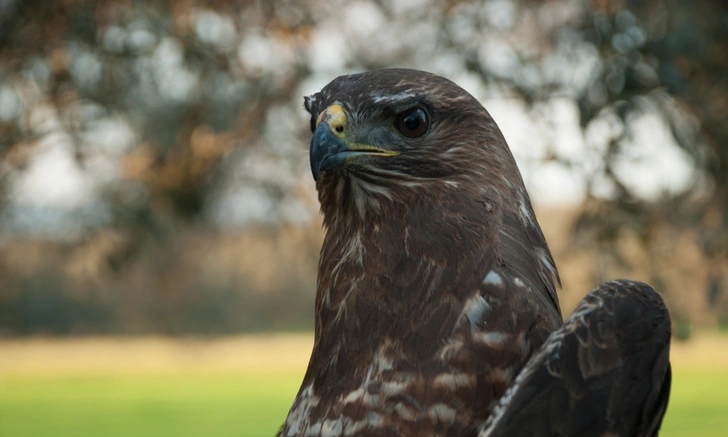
(0, 0), (725, 335)
(549, 0), (728, 327)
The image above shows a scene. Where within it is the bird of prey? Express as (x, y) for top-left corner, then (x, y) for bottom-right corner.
(280, 69), (671, 436)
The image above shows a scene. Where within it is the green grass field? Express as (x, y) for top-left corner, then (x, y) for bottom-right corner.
(0, 372), (302, 437)
(0, 336), (726, 436)
(1, 370), (726, 436)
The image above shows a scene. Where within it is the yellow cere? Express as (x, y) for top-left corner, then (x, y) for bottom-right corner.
(316, 104), (348, 138)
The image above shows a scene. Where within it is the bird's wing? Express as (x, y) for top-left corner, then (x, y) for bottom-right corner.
(479, 280), (672, 437)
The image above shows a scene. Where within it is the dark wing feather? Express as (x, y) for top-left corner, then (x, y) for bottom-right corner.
(479, 280), (671, 437)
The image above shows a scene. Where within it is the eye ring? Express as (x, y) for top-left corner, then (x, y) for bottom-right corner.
(394, 107), (429, 138)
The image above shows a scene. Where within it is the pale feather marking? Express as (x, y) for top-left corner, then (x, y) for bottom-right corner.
(461, 293), (490, 326)
(372, 91), (415, 104)
(433, 372), (476, 389)
(483, 270), (503, 286)
(518, 192), (536, 228)
(428, 403), (457, 424)
(438, 338), (465, 362)
(474, 331), (510, 348)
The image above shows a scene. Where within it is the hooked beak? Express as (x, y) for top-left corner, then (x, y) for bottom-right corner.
(309, 105), (399, 181)
(310, 123), (351, 181)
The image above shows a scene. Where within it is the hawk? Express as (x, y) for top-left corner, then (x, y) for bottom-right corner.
(280, 69), (671, 436)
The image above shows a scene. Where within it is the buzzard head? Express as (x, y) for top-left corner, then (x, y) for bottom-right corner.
(304, 69), (524, 225)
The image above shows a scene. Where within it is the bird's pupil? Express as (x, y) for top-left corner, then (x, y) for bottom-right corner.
(405, 114), (420, 131)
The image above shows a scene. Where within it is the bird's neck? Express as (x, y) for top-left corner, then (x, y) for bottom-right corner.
(318, 192), (488, 314)
(304, 191), (494, 388)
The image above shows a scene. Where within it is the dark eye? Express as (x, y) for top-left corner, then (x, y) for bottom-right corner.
(395, 107), (429, 138)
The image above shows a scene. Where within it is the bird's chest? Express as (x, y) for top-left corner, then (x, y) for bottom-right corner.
(281, 317), (533, 437)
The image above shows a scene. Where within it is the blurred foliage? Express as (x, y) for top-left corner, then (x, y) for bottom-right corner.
(0, 0), (726, 335)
